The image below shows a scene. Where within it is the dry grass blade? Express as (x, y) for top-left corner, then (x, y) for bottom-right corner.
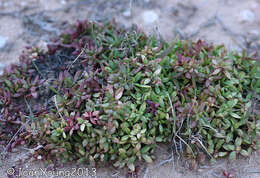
(192, 136), (213, 159)
(67, 46), (86, 71)
(53, 95), (64, 120)
(2, 124), (25, 156)
(167, 93), (195, 158)
(2, 98), (33, 156)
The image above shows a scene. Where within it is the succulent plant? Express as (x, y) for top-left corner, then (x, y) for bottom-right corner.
(0, 20), (259, 171)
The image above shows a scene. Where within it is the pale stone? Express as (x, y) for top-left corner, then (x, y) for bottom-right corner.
(37, 155), (42, 160)
(142, 10), (159, 24)
(123, 10), (131, 17)
(239, 10), (255, 22)
(60, 0), (67, 5)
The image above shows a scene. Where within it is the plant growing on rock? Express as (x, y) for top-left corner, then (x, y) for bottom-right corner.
(0, 19), (260, 171)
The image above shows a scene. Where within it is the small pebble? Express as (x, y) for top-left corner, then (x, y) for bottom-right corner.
(37, 155), (42, 160)
(60, 0), (67, 5)
(239, 10), (255, 23)
(123, 10), (132, 17)
(142, 10), (159, 24)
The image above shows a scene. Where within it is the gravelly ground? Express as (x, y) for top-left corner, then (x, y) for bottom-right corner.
(0, 0), (260, 177)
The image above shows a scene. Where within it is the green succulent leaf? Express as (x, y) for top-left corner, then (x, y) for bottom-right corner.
(142, 154), (153, 163)
(230, 113), (241, 119)
(229, 151), (237, 160)
(235, 137), (242, 147)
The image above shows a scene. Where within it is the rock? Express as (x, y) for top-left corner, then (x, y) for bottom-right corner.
(37, 155), (43, 160)
(142, 10), (159, 24)
(0, 36), (8, 49)
(239, 10), (255, 23)
(123, 10), (132, 17)
(60, 0), (67, 5)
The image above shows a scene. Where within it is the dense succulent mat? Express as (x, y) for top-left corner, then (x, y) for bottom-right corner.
(0, 20), (260, 171)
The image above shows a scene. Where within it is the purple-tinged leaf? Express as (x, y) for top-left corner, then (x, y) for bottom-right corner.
(146, 100), (160, 115)
(205, 80), (210, 87)
(31, 92), (38, 99)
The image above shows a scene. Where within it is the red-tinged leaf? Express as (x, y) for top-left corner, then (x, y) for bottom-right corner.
(21, 140), (26, 145)
(31, 92), (38, 99)
(195, 40), (202, 52)
(33, 75), (39, 85)
(69, 128), (74, 136)
(13, 93), (22, 98)
(83, 112), (90, 118)
(74, 124), (79, 130)
(184, 57), (191, 63)
(85, 79), (100, 92)
(25, 94), (32, 99)
(205, 80), (210, 87)
(81, 95), (90, 100)
(68, 120), (74, 127)
(76, 112), (80, 118)
(223, 171), (229, 177)
(47, 44), (59, 55)
(174, 101), (181, 108)
(97, 120), (102, 125)
(92, 111), (100, 116)
(225, 59), (233, 64)
(153, 58), (162, 64)
(177, 53), (184, 63)
(177, 107), (184, 113)
(146, 100), (160, 115)
(59, 72), (64, 81)
(115, 87), (124, 100)
(185, 72), (191, 79)
(190, 120), (197, 129)
(202, 41), (213, 51)
(39, 79), (46, 85)
(64, 126), (70, 132)
(197, 152), (206, 164)
(30, 86), (36, 92)
(90, 118), (97, 125)
(11, 141), (16, 148)
(74, 70), (82, 81)
(4, 108), (9, 117)
(75, 100), (81, 108)
(211, 68), (221, 76)
(71, 42), (80, 50)
(64, 29), (74, 35)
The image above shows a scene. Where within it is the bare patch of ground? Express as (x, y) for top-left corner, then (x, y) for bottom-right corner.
(0, 0), (260, 177)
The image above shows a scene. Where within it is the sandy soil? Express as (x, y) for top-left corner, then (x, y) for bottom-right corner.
(0, 0), (260, 177)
